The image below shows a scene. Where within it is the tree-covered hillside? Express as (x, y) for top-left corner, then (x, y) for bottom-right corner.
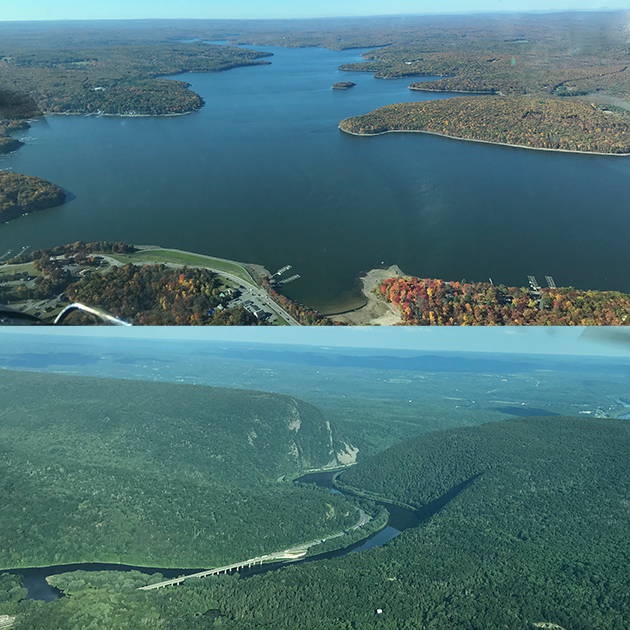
(10, 415), (627, 629)
(0, 371), (358, 569)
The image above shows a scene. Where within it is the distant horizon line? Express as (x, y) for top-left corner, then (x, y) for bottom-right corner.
(0, 8), (627, 24)
(1, 328), (629, 359)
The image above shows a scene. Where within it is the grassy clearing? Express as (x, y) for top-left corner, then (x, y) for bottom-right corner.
(0, 262), (39, 277)
(108, 249), (255, 285)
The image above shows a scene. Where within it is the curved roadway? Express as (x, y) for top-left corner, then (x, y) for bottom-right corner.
(98, 252), (302, 326)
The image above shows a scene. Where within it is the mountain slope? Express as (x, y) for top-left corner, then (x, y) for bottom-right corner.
(0, 370), (357, 568)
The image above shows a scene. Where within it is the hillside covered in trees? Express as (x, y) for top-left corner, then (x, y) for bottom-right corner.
(340, 96), (630, 154)
(379, 276), (630, 325)
(6, 415), (629, 629)
(0, 172), (66, 223)
(0, 370), (359, 570)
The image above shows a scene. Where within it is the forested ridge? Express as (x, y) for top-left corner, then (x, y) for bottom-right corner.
(0, 370), (358, 570)
(340, 96), (630, 154)
(5, 415), (629, 629)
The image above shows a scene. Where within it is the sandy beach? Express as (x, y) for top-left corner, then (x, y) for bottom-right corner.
(331, 265), (404, 326)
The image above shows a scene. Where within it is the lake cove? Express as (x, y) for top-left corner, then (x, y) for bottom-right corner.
(1, 44), (629, 313)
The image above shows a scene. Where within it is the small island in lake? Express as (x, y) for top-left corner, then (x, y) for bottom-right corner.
(0, 172), (66, 224)
(332, 81), (356, 89)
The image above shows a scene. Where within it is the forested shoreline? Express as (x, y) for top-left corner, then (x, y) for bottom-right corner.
(340, 96), (630, 154)
(0, 43), (271, 117)
(378, 276), (630, 325)
(0, 172), (66, 223)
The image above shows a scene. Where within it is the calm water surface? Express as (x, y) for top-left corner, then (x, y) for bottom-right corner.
(1, 44), (629, 312)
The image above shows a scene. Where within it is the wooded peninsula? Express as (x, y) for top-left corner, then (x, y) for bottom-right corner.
(0, 172), (65, 224)
(340, 96), (630, 154)
(0, 43), (271, 117)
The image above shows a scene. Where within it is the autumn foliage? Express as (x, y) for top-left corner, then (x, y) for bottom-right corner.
(66, 264), (260, 326)
(380, 276), (630, 325)
(340, 96), (630, 154)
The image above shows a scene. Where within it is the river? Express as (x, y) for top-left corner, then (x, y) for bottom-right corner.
(6, 470), (421, 602)
(1, 42), (629, 313)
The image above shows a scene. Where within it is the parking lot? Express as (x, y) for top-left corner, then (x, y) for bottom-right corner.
(228, 287), (278, 324)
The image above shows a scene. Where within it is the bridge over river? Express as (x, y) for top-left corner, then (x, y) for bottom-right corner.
(140, 508), (369, 591)
(139, 549), (307, 591)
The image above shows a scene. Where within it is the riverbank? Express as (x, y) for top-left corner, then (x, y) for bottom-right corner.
(331, 265), (403, 325)
(5, 497), (387, 601)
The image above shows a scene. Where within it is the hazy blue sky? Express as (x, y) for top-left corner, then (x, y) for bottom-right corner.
(1, 0), (627, 21)
(2, 327), (630, 357)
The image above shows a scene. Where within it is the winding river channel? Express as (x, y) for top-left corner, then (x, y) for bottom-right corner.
(1, 42), (629, 312)
(6, 470), (420, 602)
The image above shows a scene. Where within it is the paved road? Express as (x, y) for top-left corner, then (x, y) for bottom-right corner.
(92, 254), (302, 326)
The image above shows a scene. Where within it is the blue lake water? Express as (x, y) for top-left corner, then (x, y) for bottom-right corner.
(1, 43), (629, 312)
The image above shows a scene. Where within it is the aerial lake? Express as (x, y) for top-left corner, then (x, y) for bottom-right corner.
(1, 43), (629, 312)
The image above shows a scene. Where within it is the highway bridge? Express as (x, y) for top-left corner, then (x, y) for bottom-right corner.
(139, 550), (307, 591)
(140, 508), (370, 591)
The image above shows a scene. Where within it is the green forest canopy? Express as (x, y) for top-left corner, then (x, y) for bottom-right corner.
(0, 370), (359, 569)
(7, 415), (629, 629)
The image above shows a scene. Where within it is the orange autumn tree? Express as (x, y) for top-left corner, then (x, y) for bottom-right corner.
(379, 277), (630, 325)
